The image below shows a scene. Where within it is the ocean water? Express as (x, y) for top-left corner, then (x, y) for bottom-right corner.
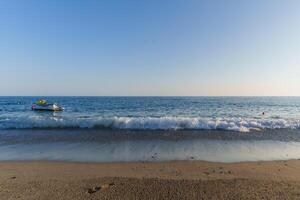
(1, 96), (300, 132)
(1, 96), (300, 162)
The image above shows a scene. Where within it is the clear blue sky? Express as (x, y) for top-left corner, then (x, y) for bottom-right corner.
(0, 0), (299, 96)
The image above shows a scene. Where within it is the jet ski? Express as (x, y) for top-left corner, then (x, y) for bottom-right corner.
(31, 100), (64, 111)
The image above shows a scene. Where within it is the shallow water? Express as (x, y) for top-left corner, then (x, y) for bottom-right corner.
(0, 129), (300, 163)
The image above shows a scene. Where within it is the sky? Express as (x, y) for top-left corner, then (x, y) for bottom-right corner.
(0, 0), (299, 96)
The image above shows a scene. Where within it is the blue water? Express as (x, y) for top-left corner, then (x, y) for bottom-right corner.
(1, 96), (300, 132)
(1, 97), (300, 162)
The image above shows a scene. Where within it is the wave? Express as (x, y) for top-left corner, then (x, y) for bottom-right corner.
(1, 116), (300, 132)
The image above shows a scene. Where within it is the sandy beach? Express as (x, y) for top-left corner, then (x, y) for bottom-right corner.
(0, 160), (300, 199)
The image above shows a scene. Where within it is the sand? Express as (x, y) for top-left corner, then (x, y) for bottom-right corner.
(0, 160), (300, 199)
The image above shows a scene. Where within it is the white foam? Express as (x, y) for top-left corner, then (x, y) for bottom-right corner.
(1, 116), (300, 132)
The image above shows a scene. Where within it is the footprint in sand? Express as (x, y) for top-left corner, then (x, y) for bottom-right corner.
(87, 188), (96, 194)
(210, 168), (232, 175)
(86, 183), (115, 194)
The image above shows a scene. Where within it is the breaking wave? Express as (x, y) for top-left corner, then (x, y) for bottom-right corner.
(1, 116), (300, 132)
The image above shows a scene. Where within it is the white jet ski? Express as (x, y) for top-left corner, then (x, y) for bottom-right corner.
(31, 100), (64, 111)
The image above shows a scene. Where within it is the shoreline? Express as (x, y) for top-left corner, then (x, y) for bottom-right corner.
(1, 129), (300, 163)
(1, 158), (300, 165)
(1, 160), (300, 199)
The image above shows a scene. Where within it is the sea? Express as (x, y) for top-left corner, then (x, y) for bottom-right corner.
(0, 96), (300, 163)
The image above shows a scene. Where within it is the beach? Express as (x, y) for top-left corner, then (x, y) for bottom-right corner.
(1, 160), (300, 199)
(1, 97), (300, 199)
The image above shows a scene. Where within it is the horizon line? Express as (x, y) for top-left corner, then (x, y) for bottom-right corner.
(1, 95), (300, 97)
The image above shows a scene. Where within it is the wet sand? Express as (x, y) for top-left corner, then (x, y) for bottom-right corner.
(0, 160), (300, 199)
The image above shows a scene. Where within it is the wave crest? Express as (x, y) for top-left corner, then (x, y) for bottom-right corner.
(1, 116), (300, 132)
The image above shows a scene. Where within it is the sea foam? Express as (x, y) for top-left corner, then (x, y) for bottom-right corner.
(1, 116), (300, 132)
